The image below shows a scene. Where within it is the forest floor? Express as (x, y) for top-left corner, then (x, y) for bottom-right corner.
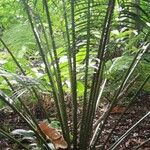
(0, 92), (150, 150)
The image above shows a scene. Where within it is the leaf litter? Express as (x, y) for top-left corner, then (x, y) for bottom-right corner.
(0, 93), (150, 149)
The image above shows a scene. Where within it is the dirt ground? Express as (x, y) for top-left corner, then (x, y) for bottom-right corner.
(0, 93), (150, 150)
(96, 93), (150, 149)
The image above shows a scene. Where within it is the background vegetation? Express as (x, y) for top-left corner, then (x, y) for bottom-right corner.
(0, 0), (150, 149)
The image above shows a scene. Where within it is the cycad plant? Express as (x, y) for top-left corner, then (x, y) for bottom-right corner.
(0, 0), (150, 149)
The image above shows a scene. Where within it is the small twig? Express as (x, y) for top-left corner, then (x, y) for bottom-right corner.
(133, 138), (150, 150)
(93, 103), (110, 130)
(90, 103), (109, 146)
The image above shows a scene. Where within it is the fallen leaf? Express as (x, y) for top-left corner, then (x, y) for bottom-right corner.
(38, 121), (68, 149)
(111, 106), (126, 114)
(125, 138), (143, 148)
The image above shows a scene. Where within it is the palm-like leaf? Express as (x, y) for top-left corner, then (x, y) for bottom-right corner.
(0, 0), (150, 149)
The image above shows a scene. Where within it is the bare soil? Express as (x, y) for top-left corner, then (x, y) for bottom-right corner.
(0, 93), (150, 150)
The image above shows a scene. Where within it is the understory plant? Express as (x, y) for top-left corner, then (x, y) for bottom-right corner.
(0, 0), (150, 149)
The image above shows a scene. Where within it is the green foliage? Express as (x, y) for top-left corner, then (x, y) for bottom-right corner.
(3, 23), (36, 51)
(0, 0), (150, 149)
(0, 0), (25, 29)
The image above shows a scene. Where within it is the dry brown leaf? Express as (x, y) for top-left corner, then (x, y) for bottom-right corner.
(125, 138), (143, 148)
(54, 137), (69, 149)
(111, 106), (126, 114)
(38, 121), (68, 149)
